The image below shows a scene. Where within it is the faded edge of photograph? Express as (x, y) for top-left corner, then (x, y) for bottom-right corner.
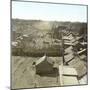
(11, 0), (88, 89)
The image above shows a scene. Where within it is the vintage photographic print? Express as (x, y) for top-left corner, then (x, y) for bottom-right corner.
(11, 0), (88, 89)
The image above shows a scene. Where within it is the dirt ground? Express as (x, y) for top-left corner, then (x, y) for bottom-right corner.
(11, 56), (62, 89)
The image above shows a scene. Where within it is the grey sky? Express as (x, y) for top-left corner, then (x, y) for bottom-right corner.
(12, 1), (87, 22)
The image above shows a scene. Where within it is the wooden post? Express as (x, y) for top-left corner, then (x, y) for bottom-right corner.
(58, 65), (63, 86)
(61, 30), (65, 65)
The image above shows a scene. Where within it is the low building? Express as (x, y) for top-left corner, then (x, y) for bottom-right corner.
(58, 65), (79, 86)
(33, 55), (57, 74)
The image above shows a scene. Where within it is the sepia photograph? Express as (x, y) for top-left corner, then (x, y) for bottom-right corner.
(11, 0), (88, 89)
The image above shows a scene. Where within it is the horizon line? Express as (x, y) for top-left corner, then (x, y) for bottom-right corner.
(12, 18), (87, 23)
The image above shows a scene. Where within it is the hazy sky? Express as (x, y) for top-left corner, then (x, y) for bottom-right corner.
(12, 1), (87, 22)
